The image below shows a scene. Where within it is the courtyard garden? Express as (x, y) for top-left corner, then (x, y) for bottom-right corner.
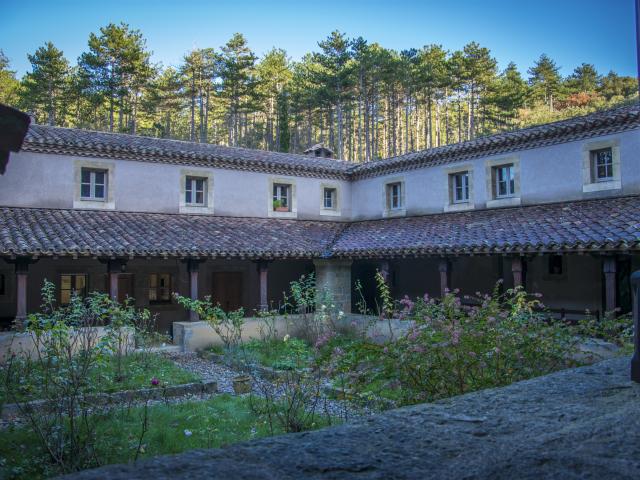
(0, 274), (633, 479)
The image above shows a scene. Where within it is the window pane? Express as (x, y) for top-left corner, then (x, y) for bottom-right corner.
(195, 191), (204, 204)
(61, 275), (71, 290)
(94, 185), (105, 198)
(185, 190), (192, 204)
(81, 170), (91, 183)
(61, 290), (70, 305)
(186, 178), (192, 191)
(94, 171), (105, 185)
(75, 275), (86, 291)
(196, 179), (204, 192)
(81, 184), (91, 198)
(149, 288), (157, 301)
(149, 274), (157, 288)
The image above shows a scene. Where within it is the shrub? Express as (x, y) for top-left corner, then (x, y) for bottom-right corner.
(1, 281), (153, 475)
(174, 294), (244, 349)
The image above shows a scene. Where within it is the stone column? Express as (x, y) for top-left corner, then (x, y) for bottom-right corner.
(379, 260), (391, 284)
(313, 259), (352, 314)
(512, 257), (524, 288)
(187, 259), (200, 321)
(257, 260), (269, 311)
(107, 259), (125, 302)
(603, 257), (617, 313)
(14, 259), (29, 327)
(438, 259), (451, 298)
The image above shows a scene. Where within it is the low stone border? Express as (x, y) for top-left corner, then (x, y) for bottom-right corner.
(1, 380), (218, 420)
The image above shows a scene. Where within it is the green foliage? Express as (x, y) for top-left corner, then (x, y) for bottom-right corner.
(242, 337), (312, 370)
(0, 394), (300, 480)
(318, 284), (578, 406)
(0, 281), (195, 475)
(174, 294), (244, 348)
(4, 27), (637, 158)
(574, 311), (633, 351)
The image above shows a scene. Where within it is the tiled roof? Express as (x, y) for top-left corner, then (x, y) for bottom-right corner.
(350, 104), (640, 179)
(331, 195), (640, 257)
(0, 208), (345, 259)
(0, 196), (639, 259)
(23, 125), (353, 180)
(19, 105), (640, 181)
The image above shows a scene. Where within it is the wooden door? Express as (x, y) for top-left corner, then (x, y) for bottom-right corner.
(117, 274), (135, 304)
(212, 272), (243, 312)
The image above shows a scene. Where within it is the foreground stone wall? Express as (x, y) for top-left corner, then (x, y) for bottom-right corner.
(66, 356), (639, 479)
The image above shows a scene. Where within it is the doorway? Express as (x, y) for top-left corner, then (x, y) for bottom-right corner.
(212, 272), (244, 311)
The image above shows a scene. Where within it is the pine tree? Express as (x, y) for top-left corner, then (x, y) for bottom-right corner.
(0, 50), (19, 105)
(528, 54), (562, 111)
(20, 42), (70, 125)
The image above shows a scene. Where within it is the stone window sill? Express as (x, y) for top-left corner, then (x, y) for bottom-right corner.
(383, 208), (406, 218)
(179, 205), (214, 215)
(268, 210), (297, 219)
(319, 208), (341, 217)
(486, 197), (521, 209)
(582, 180), (621, 193)
(73, 200), (115, 210)
(444, 202), (475, 213)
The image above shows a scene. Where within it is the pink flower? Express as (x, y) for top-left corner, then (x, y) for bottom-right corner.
(151, 377), (159, 386)
(468, 351), (477, 358)
(494, 347), (501, 354)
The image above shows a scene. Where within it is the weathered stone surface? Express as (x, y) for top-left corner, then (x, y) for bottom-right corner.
(64, 357), (640, 479)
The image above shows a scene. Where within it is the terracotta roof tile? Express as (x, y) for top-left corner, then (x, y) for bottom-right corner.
(331, 195), (640, 257)
(0, 196), (639, 259)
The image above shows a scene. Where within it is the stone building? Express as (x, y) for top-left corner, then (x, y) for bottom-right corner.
(0, 105), (638, 334)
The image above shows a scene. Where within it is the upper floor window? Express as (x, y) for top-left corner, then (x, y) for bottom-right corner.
(493, 164), (515, 198)
(591, 147), (613, 182)
(386, 182), (403, 210)
(185, 176), (206, 206)
(323, 187), (337, 209)
(60, 274), (87, 305)
(149, 273), (172, 304)
(451, 172), (470, 203)
(80, 168), (107, 201)
(273, 183), (291, 212)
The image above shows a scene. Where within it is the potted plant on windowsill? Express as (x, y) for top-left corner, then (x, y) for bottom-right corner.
(273, 200), (289, 212)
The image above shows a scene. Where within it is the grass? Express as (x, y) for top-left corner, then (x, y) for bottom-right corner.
(0, 394), (306, 480)
(0, 352), (201, 404)
(224, 338), (313, 371)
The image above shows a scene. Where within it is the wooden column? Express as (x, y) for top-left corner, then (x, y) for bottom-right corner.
(14, 259), (29, 327)
(257, 261), (269, 311)
(107, 259), (125, 302)
(511, 257), (523, 288)
(379, 260), (391, 285)
(438, 259), (450, 298)
(603, 257), (617, 313)
(187, 259), (200, 321)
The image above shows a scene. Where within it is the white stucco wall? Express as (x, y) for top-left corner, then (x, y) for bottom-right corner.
(350, 129), (640, 220)
(0, 152), (352, 221)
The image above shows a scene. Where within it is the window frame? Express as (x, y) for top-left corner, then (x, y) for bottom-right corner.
(323, 187), (337, 210)
(80, 168), (108, 201)
(185, 176), (207, 207)
(59, 273), (88, 306)
(148, 273), (172, 304)
(451, 171), (470, 204)
(591, 147), (614, 183)
(387, 182), (403, 210)
(272, 183), (292, 212)
(493, 164), (515, 199)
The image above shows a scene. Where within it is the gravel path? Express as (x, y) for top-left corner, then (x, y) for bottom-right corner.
(165, 352), (374, 421)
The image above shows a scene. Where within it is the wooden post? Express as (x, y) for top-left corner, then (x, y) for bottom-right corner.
(603, 257), (617, 314)
(438, 259), (450, 298)
(630, 269), (639, 382)
(107, 259), (125, 302)
(187, 259), (200, 322)
(257, 261), (269, 311)
(511, 257), (523, 288)
(14, 260), (29, 327)
(379, 260), (390, 284)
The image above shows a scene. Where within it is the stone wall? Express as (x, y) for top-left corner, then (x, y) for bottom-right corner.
(313, 259), (352, 314)
(65, 356), (640, 479)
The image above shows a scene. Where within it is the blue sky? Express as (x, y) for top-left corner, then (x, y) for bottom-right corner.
(1, 0), (637, 78)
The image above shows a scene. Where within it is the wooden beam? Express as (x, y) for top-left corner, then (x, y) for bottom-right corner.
(438, 259), (450, 298)
(603, 257), (617, 314)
